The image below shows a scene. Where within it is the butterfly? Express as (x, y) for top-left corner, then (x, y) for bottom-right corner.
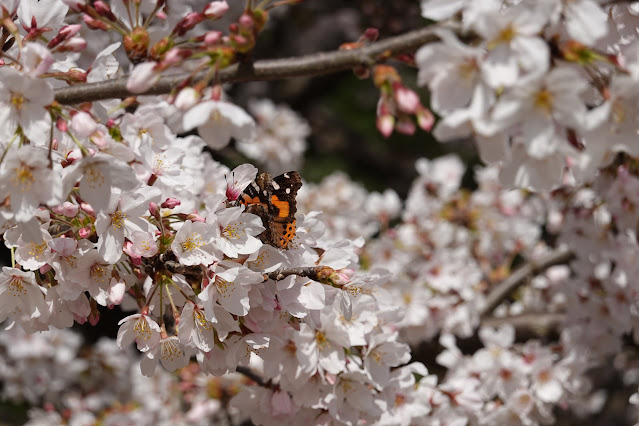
(238, 171), (302, 249)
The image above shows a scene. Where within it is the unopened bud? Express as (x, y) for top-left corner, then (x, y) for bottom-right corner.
(56, 37), (87, 53)
(238, 13), (254, 30)
(172, 12), (204, 37)
(161, 198), (181, 209)
(203, 1), (229, 20)
(362, 28), (379, 43)
(79, 202), (95, 216)
(203, 30), (223, 45)
(394, 84), (420, 114)
(56, 117), (68, 132)
(94, 1), (117, 21)
(162, 47), (190, 66)
(416, 106), (434, 131)
(396, 116), (416, 135)
(52, 201), (79, 217)
(48, 24), (82, 48)
(66, 68), (88, 83)
(376, 99), (395, 138)
(377, 114), (395, 138)
(78, 226), (92, 238)
(174, 87), (199, 110)
(83, 14), (110, 31)
(231, 33), (250, 51)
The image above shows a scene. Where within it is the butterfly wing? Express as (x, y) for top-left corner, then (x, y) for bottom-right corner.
(268, 171), (302, 249)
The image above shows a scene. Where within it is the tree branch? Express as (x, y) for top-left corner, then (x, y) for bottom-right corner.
(479, 247), (575, 318)
(236, 366), (266, 387)
(263, 266), (327, 282)
(482, 312), (565, 337)
(53, 27), (439, 105)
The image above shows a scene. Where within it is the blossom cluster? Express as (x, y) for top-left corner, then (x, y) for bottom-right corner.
(0, 1), (425, 424)
(6, 153), (637, 425)
(417, 0), (639, 191)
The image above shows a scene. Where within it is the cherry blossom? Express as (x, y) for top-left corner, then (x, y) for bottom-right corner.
(183, 100), (256, 149)
(0, 146), (63, 222)
(0, 68), (54, 143)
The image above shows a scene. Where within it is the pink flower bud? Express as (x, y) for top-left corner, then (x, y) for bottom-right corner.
(82, 15), (105, 30)
(94, 1), (117, 21)
(396, 117), (416, 135)
(161, 198), (181, 209)
(239, 13), (254, 29)
(173, 12), (204, 36)
(59, 24), (82, 39)
(56, 117), (68, 132)
(48, 24), (82, 48)
(394, 84), (420, 114)
(108, 279), (126, 305)
(416, 105), (434, 131)
(231, 34), (249, 46)
(78, 226), (92, 238)
(362, 28), (379, 43)
(56, 37), (87, 52)
(162, 47), (188, 66)
(174, 87), (199, 110)
(52, 201), (79, 217)
(203, 1), (229, 19)
(203, 30), (222, 45)
(377, 114), (395, 138)
(149, 201), (160, 217)
(80, 202), (95, 216)
(89, 310), (100, 326)
(71, 111), (97, 138)
(39, 264), (52, 274)
(67, 68), (88, 83)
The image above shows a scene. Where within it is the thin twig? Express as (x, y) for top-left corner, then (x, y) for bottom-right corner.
(263, 266), (327, 282)
(479, 247), (575, 318)
(482, 312), (565, 336)
(236, 366), (266, 386)
(53, 27), (440, 105)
